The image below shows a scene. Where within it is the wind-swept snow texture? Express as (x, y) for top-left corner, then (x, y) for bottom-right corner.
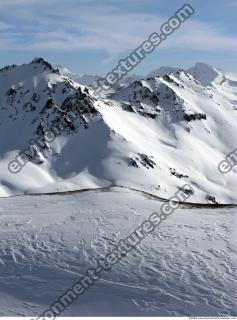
(0, 59), (237, 203)
(0, 188), (236, 316)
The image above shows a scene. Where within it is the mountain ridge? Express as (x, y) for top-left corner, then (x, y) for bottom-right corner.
(0, 58), (236, 203)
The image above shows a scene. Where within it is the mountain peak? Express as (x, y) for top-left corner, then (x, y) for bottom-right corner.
(187, 62), (221, 86)
(31, 57), (60, 74)
(32, 57), (52, 67)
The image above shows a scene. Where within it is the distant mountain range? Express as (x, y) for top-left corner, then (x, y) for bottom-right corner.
(0, 58), (236, 203)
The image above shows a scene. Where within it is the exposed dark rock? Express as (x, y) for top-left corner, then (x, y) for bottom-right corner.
(84, 87), (89, 94)
(129, 158), (139, 168)
(0, 64), (17, 73)
(183, 113), (206, 122)
(122, 104), (135, 112)
(170, 168), (189, 179)
(139, 154), (156, 169)
(32, 93), (40, 103)
(179, 186), (194, 196)
(45, 98), (54, 108)
(6, 88), (17, 97)
(140, 112), (157, 119)
(206, 195), (218, 204)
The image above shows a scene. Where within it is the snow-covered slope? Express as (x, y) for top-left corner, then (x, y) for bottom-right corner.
(0, 188), (236, 316)
(0, 59), (236, 203)
(103, 68), (237, 204)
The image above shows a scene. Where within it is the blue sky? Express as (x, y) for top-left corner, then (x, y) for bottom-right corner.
(0, 0), (236, 75)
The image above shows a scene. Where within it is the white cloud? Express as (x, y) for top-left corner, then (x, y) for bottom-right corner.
(0, 22), (12, 30)
(0, 0), (236, 61)
(160, 20), (237, 52)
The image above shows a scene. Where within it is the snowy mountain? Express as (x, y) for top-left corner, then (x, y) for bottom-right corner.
(56, 65), (100, 87)
(187, 62), (226, 86)
(0, 58), (236, 203)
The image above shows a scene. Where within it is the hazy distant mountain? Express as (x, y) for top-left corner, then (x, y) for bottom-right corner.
(56, 65), (101, 86)
(147, 66), (180, 78)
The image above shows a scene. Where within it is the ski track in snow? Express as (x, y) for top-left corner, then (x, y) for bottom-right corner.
(0, 187), (236, 316)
